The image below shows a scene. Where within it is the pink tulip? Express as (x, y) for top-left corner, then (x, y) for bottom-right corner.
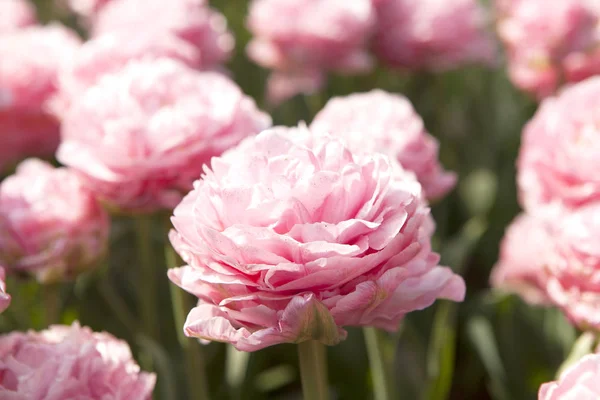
(94, 0), (234, 70)
(58, 59), (271, 213)
(539, 353), (600, 399)
(246, 0), (376, 104)
(490, 213), (551, 305)
(497, 0), (600, 99)
(55, 32), (202, 116)
(0, 159), (109, 283)
(0, 24), (81, 170)
(168, 126), (465, 351)
(311, 90), (456, 200)
(0, 322), (155, 399)
(0, 0), (36, 34)
(517, 77), (600, 212)
(373, 0), (496, 71)
(543, 203), (600, 330)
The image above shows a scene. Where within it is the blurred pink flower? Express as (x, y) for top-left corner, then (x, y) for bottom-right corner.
(310, 90), (456, 200)
(490, 213), (552, 305)
(0, 159), (109, 283)
(94, 0), (234, 69)
(168, 126), (465, 351)
(0, 110), (60, 172)
(0, 267), (11, 314)
(55, 32), (202, 116)
(58, 59), (271, 213)
(0, 322), (155, 399)
(542, 203), (600, 330)
(497, 0), (600, 99)
(246, 0), (376, 104)
(0, 0), (36, 33)
(373, 0), (496, 71)
(0, 24), (81, 112)
(517, 77), (600, 212)
(538, 353), (600, 399)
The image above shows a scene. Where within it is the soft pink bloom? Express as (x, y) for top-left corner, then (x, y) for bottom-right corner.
(246, 0), (376, 104)
(0, 267), (11, 314)
(0, 110), (60, 172)
(517, 77), (600, 212)
(0, 24), (81, 112)
(373, 0), (496, 71)
(538, 353), (600, 399)
(0, 0), (36, 34)
(55, 32), (202, 116)
(0, 322), (156, 399)
(168, 126), (466, 351)
(0, 159), (109, 283)
(542, 203), (600, 330)
(490, 213), (551, 305)
(0, 24), (79, 170)
(58, 59), (271, 213)
(497, 0), (600, 99)
(94, 0), (234, 70)
(310, 90), (456, 200)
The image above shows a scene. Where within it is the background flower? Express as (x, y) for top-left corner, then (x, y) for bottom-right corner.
(310, 90), (456, 200)
(0, 159), (109, 283)
(58, 59), (271, 212)
(0, 23), (81, 171)
(542, 203), (600, 330)
(489, 213), (552, 305)
(0, 322), (155, 399)
(168, 126), (465, 351)
(373, 0), (496, 71)
(497, 0), (600, 99)
(246, 0), (376, 103)
(55, 32), (202, 116)
(517, 77), (600, 212)
(93, 0), (234, 70)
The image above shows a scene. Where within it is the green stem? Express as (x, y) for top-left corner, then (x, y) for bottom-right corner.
(297, 340), (329, 400)
(43, 283), (61, 326)
(165, 241), (211, 400)
(556, 331), (597, 378)
(134, 215), (158, 341)
(364, 327), (393, 400)
(226, 345), (250, 400)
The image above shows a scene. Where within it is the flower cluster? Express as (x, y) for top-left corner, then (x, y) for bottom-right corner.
(497, 0), (600, 99)
(493, 77), (600, 331)
(246, 0), (495, 103)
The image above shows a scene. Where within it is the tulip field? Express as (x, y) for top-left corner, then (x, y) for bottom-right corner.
(1, 0), (600, 399)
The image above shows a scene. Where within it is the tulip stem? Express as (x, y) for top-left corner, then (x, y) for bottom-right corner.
(364, 327), (394, 400)
(297, 340), (329, 400)
(42, 283), (61, 326)
(134, 215), (158, 341)
(165, 241), (211, 400)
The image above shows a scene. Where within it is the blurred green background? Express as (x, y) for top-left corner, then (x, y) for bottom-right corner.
(2, 1), (578, 399)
